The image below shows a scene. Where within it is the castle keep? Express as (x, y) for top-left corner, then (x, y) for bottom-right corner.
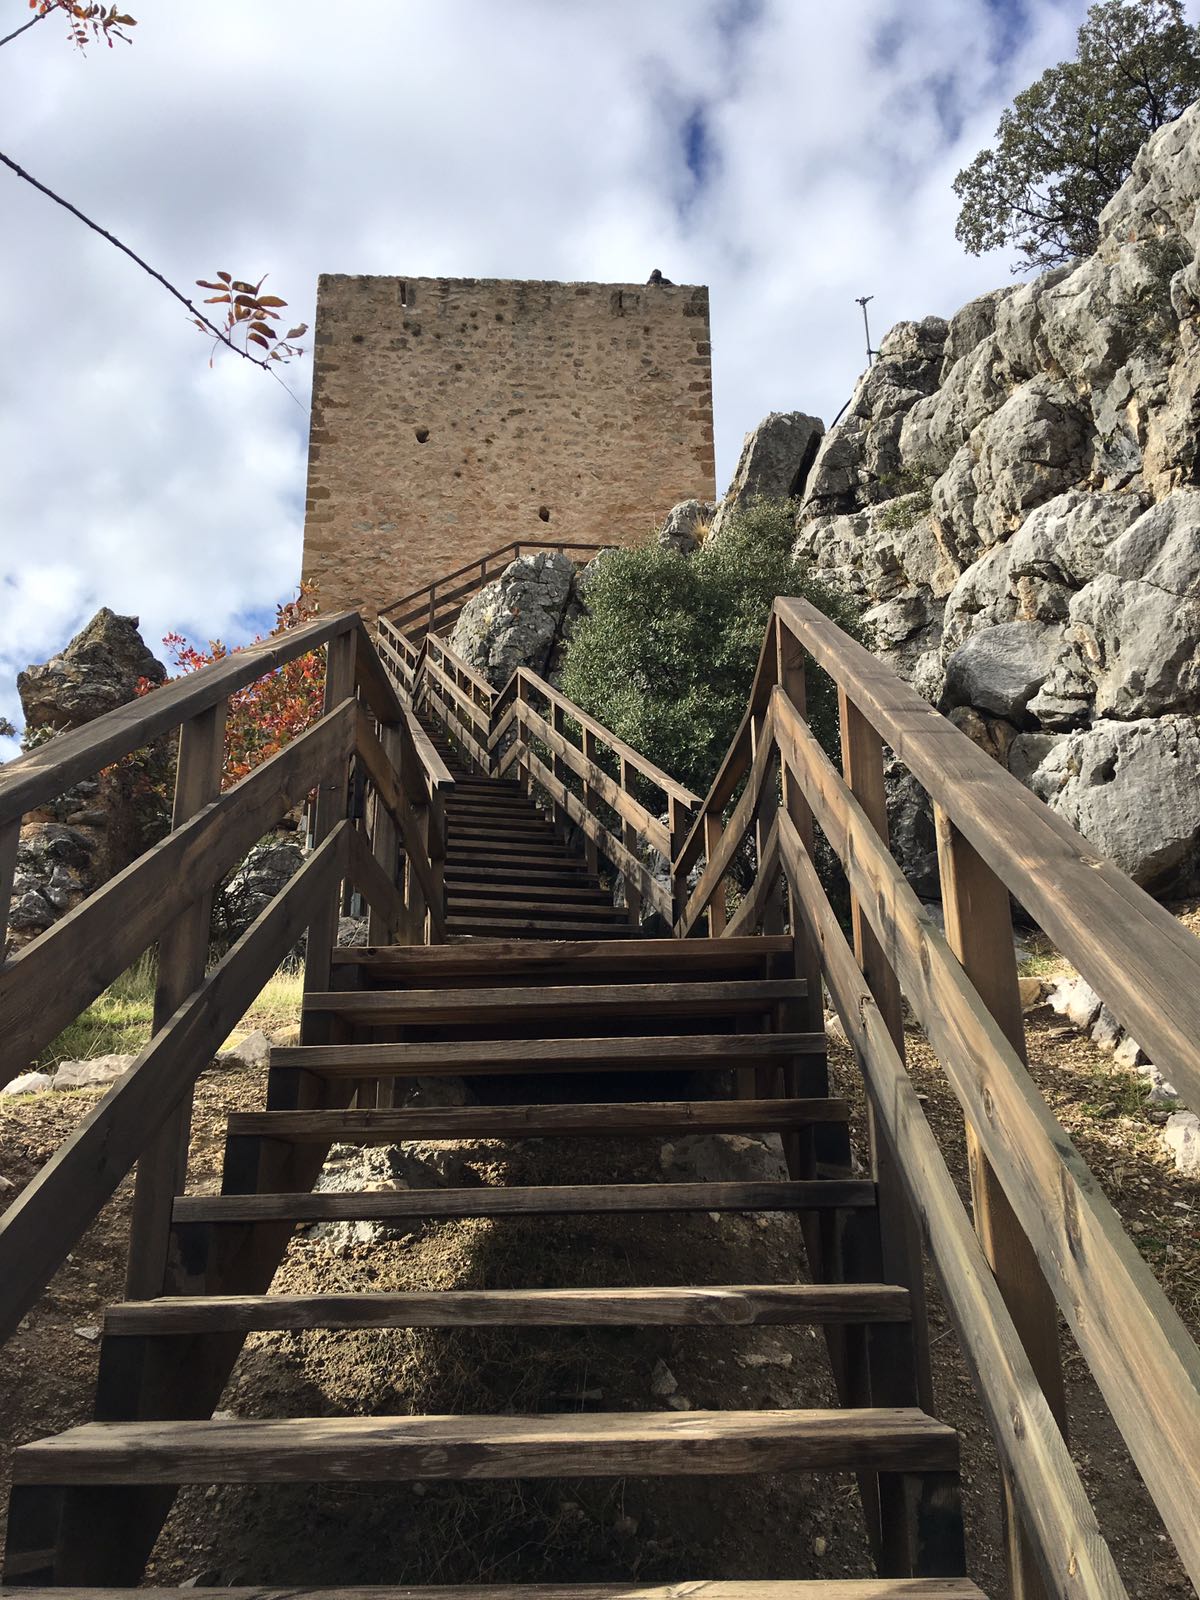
(301, 274), (716, 619)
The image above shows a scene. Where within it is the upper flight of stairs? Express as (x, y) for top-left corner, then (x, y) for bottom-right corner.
(3, 741), (976, 1594)
(428, 719), (636, 940)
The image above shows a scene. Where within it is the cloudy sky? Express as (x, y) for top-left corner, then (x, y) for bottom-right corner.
(0, 0), (1119, 749)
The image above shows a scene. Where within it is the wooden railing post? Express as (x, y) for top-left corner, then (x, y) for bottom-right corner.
(0, 818), (19, 951)
(302, 630), (357, 1039)
(668, 798), (688, 928)
(367, 722), (404, 946)
(619, 755), (642, 927)
(751, 707), (783, 936)
(582, 729), (601, 876)
(515, 675), (533, 798)
(934, 807), (1067, 1600)
(550, 701), (569, 838)
(837, 692), (934, 1424)
(125, 698), (227, 1298)
(702, 812), (726, 936)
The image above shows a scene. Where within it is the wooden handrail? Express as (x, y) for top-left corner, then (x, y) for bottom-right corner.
(0, 702), (357, 1089)
(0, 611), (363, 829)
(776, 811), (1127, 1600)
(777, 594), (1200, 1112)
(1, 611), (449, 1344)
(672, 595), (1200, 1595)
(378, 539), (607, 630)
(495, 669), (699, 806)
(0, 823), (350, 1345)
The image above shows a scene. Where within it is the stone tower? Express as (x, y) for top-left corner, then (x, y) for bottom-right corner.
(301, 274), (716, 621)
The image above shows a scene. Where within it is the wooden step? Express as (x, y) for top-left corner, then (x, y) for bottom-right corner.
(331, 936), (793, 980)
(445, 881), (613, 905)
(0, 1583), (987, 1599)
(449, 823), (563, 842)
(269, 1032), (821, 1077)
(173, 1179), (875, 1225)
(445, 898), (628, 922)
(443, 866), (604, 887)
(104, 1282), (909, 1335)
(227, 1097), (845, 1141)
(447, 918), (635, 939)
(302, 979), (807, 1026)
(14, 1407), (956, 1485)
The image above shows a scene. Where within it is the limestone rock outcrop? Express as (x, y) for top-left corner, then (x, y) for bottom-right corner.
(709, 412), (824, 539)
(657, 498), (715, 554)
(18, 608), (165, 733)
(792, 100), (1200, 895)
(7, 610), (170, 951)
(449, 548), (611, 688)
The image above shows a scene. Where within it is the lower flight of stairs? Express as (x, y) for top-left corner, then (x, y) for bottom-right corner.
(3, 931), (975, 1594)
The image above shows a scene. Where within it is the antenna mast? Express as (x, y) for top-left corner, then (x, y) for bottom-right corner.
(855, 295), (878, 366)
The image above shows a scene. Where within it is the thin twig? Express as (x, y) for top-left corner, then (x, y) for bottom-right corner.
(0, 9), (49, 49)
(0, 145), (273, 369)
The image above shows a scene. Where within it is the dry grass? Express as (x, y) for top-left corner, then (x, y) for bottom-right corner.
(32, 957), (303, 1073)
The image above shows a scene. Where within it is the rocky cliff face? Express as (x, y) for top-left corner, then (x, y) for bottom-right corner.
(788, 101), (1200, 895)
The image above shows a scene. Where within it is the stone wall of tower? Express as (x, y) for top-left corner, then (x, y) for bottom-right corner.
(301, 275), (716, 621)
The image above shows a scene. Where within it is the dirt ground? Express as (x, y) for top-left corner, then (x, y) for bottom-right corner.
(0, 995), (1197, 1592)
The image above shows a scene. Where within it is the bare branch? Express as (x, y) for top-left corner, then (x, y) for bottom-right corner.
(0, 8), (51, 48)
(0, 146), (273, 368)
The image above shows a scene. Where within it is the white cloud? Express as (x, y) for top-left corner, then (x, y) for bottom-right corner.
(0, 0), (1138, 751)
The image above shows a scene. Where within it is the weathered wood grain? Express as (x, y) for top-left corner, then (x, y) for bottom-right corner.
(773, 690), (1200, 1589)
(0, 611), (357, 828)
(172, 1179), (875, 1224)
(225, 1097), (848, 1142)
(104, 1282), (909, 1335)
(777, 810), (1126, 1600)
(125, 701), (227, 1300)
(0, 701), (355, 1088)
(0, 1583), (987, 1600)
(13, 1407), (956, 1485)
(303, 978), (807, 1025)
(0, 825), (349, 1346)
(776, 595), (1200, 1114)
(269, 1032), (820, 1076)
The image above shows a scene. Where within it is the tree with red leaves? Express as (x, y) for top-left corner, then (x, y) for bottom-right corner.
(154, 583), (327, 788)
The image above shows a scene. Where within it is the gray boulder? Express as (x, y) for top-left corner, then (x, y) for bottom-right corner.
(943, 620), (1064, 724)
(1069, 491), (1200, 719)
(970, 377), (1091, 544)
(657, 498), (714, 555)
(221, 837), (305, 939)
(710, 412), (823, 539)
(449, 550), (579, 687)
(1026, 716), (1200, 891)
(18, 608), (165, 734)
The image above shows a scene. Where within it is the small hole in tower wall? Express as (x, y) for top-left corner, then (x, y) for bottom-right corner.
(538, 506), (551, 522)
(415, 427), (430, 444)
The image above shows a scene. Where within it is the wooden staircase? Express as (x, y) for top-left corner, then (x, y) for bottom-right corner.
(4, 931), (970, 1594)
(4, 582), (1200, 1599)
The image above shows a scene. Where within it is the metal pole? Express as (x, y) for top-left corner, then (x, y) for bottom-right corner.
(856, 295), (877, 365)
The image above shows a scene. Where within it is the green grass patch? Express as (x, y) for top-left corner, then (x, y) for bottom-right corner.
(35, 955), (304, 1069)
(36, 953), (157, 1069)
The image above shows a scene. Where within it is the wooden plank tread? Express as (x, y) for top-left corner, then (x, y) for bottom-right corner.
(302, 979), (808, 1024)
(104, 1283), (910, 1334)
(269, 1032), (824, 1075)
(227, 1097), (847, 1140)
(13, 1407), (958, 1484)
(3, 1583), (984, 1598)
(175, 1180), (874, 1223)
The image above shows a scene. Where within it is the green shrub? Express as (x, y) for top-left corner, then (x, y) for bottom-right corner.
(560, 497), (862, 799)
